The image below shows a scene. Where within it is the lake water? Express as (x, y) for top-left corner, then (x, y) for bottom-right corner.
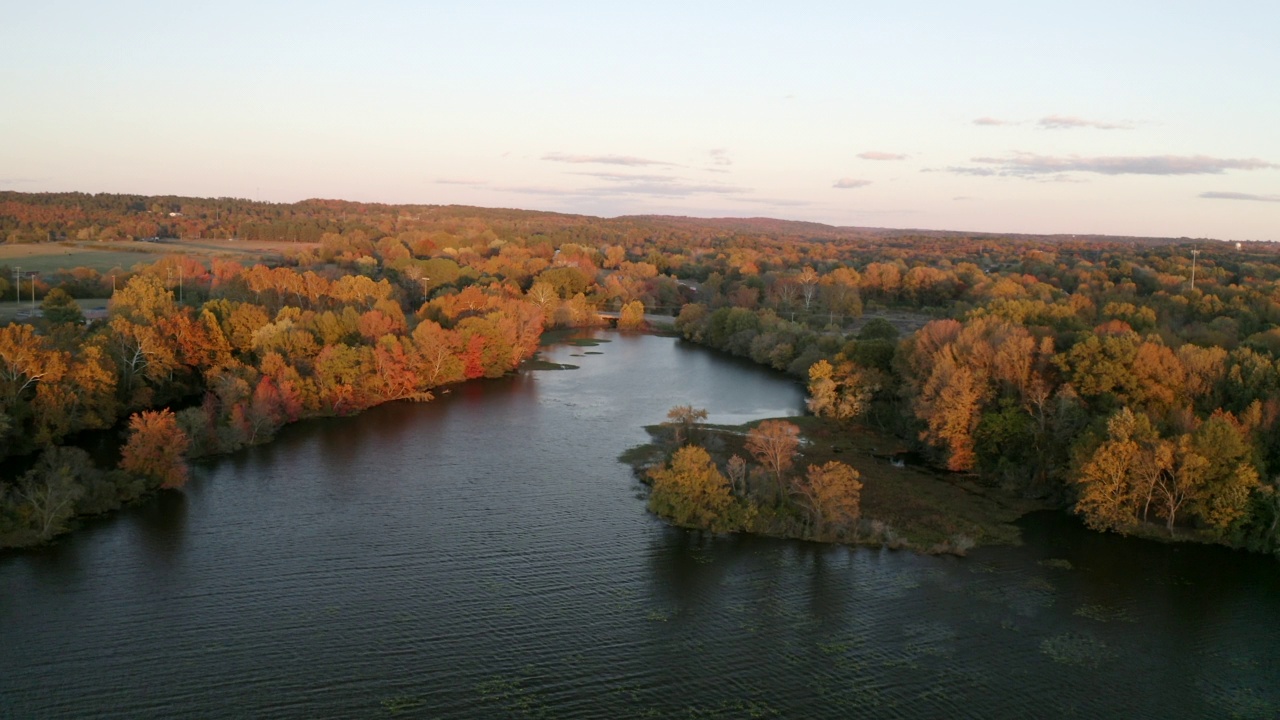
(2, 331), (1278, 719)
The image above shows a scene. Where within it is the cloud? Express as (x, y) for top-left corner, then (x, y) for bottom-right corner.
(951, 152), (1276, 177)
(729, 197), (813, 207)
(572, 172), (680, 183)
(833, 178), (873, 189)
(602, 181), (747, 197)
(709, 148), (733, 166)
(1039, 115), (1132, 130)
(542, 152), (675, 167)
(973, 117), (1014, 126)
(858, 151), (907, 161)
(434, 178), (488, 185)
(1200, 191), (1280, 203)
(490, 185), (592, 197)
(494, 175), (749, 199)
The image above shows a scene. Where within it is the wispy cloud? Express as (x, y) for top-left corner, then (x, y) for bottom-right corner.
(1039, 115), (1132, 130)
(709, 148), (733, 166)
(833, 178), (873, 189)
(542, 152), (675, 167)
(494, 174), (749, 199)
(603, 181), (747, 197)
(1200, 191), (1280, 203)
(948, 153), (1276, 177)
(730, 197), (813, 207)
(973, 117), (1014, 126)
(572, 172), (680, 183)
(434, 178), (489, 185)
(858, 151), (907, 161)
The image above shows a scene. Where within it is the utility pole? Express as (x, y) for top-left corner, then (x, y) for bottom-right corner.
(1190, 249), (1200, 291)
(12, 266), (18, 302)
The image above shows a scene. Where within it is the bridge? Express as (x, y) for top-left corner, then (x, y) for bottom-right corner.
(595, 310), (679, 327)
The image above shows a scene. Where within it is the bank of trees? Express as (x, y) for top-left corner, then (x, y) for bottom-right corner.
(5, 191), (1280, 554)
(0, 251), (553, 547)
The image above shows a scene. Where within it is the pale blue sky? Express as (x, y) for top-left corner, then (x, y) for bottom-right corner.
(2, 1), (1277, 239)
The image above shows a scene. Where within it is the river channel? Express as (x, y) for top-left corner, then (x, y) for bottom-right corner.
(2, 331), (1278, 718)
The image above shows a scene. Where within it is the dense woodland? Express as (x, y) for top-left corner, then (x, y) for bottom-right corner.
(3, 192), (1280, 555)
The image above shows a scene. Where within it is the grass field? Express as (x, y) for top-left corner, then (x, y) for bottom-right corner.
(0, 244), (166, 274)
(0, 238), (318, 275)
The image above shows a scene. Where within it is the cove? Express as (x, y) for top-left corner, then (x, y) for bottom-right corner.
(1, 331), (1278, 719)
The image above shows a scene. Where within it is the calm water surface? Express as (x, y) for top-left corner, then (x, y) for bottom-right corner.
(2, 332), (1278, 719)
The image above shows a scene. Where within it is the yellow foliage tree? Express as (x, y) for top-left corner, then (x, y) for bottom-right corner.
(618, 300), (646, 330)
(648, 445), (735, 531)
(794, 461), (863, 539)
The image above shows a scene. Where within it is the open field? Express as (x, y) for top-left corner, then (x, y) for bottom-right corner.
(0, 238), (318, 275)
(0, 244), (167, 274)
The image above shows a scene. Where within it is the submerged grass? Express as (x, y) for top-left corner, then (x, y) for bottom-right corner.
(1040, 632), (1117, 668)
(523, 359), (579, 371)
(379, 695), (426, 715)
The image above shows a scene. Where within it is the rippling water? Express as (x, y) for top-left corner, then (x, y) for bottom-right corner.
(2, 332), (1278, 719)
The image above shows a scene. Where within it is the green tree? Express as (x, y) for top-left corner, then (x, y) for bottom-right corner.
(40, 288), (84, 326)
(1191, 415), (1260, 534)
(18, 447), (88, 541)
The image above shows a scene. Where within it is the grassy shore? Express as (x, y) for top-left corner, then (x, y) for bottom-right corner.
(623, 414), (1048, 554)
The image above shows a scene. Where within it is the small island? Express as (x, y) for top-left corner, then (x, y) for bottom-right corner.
(626, 406), (1044, 555)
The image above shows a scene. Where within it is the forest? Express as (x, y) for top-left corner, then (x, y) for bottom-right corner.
(2, 191), (1280, 555)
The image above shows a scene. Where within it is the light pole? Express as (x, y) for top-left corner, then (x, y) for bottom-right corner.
(1190, 249), (1200, 291)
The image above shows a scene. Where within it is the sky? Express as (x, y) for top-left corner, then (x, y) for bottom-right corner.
(2, 1), (1278, 240)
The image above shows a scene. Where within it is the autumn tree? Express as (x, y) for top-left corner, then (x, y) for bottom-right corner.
(1152, 434), (1208, 535)
(807, 359), (879, 422)
(647, 445), (736, 532)
(915, 351), (985, 471)
(665, 405), (708, 446)
(119, 409), (191, 489)
(793, 461), (863, 539)
(617, 300), (646, 330)
(745, 419), (801, 492)
(1074, 408), (1144, 532)
(725, 454), (748, 497)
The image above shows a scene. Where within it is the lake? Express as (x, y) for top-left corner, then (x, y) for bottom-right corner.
(2, 331), (1278, 718)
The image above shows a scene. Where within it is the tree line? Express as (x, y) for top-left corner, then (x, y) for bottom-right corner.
(4, 191), (1280, 554)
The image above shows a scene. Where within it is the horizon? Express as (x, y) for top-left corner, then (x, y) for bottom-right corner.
(4, 189), (1255, 244)
(3, 3), (1277, 241)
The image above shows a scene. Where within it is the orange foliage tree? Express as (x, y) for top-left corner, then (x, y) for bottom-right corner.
(119, 409), (191, 489)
